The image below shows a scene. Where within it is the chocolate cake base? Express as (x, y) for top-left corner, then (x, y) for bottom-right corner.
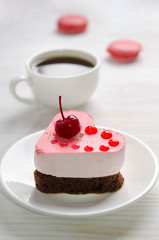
(34, 170), (124, 194)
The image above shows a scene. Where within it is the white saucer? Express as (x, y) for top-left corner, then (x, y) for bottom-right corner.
(0, 128), (158, 217)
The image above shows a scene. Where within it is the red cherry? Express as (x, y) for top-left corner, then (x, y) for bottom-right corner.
(99, 145), (109, 151)
(85, 126), (98, 135)
(108, 139), (119, 147)
(84, 146), (94, 152)
(101, 130), (112, 139)
(55, 96), (81, 139)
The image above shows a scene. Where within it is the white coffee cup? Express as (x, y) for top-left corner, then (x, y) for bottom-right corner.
(10, 49), (100, 109)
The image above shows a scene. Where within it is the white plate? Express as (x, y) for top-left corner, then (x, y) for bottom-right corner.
(0, 128), (158, 217)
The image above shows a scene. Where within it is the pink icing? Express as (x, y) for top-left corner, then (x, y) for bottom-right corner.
(35, 111), (125, 154)
(34, 111), (126, 178)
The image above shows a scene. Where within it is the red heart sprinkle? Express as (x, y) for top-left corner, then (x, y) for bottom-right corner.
(85, 126), (97, 135)
(84, 146), (94, 152)
(59, 142), (68, 147)
(108, 139), (119, 147)
(71, 144), (80, 149)
(51, 139), (58, 144)
(101, 130), (112, 139)
(99, 145), (110, 151)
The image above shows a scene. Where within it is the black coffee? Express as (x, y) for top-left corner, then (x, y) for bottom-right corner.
(33, 57), (94, 77)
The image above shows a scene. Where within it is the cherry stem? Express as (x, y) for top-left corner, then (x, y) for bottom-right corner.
(59, 96), (65, 120)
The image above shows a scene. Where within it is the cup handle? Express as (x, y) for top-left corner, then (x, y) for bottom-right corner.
(10, 76), (36, 104)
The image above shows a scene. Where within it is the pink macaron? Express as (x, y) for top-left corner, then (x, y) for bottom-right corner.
(57, 15), (88, 34)
(107, 40), (142, 62)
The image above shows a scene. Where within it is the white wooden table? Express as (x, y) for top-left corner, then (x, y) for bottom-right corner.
(0, 0), (159, 239)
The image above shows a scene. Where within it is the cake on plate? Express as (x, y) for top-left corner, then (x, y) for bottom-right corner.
(34, 97), (125, 194)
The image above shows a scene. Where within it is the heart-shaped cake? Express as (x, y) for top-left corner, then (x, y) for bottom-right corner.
(34, 109), (126, 194)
